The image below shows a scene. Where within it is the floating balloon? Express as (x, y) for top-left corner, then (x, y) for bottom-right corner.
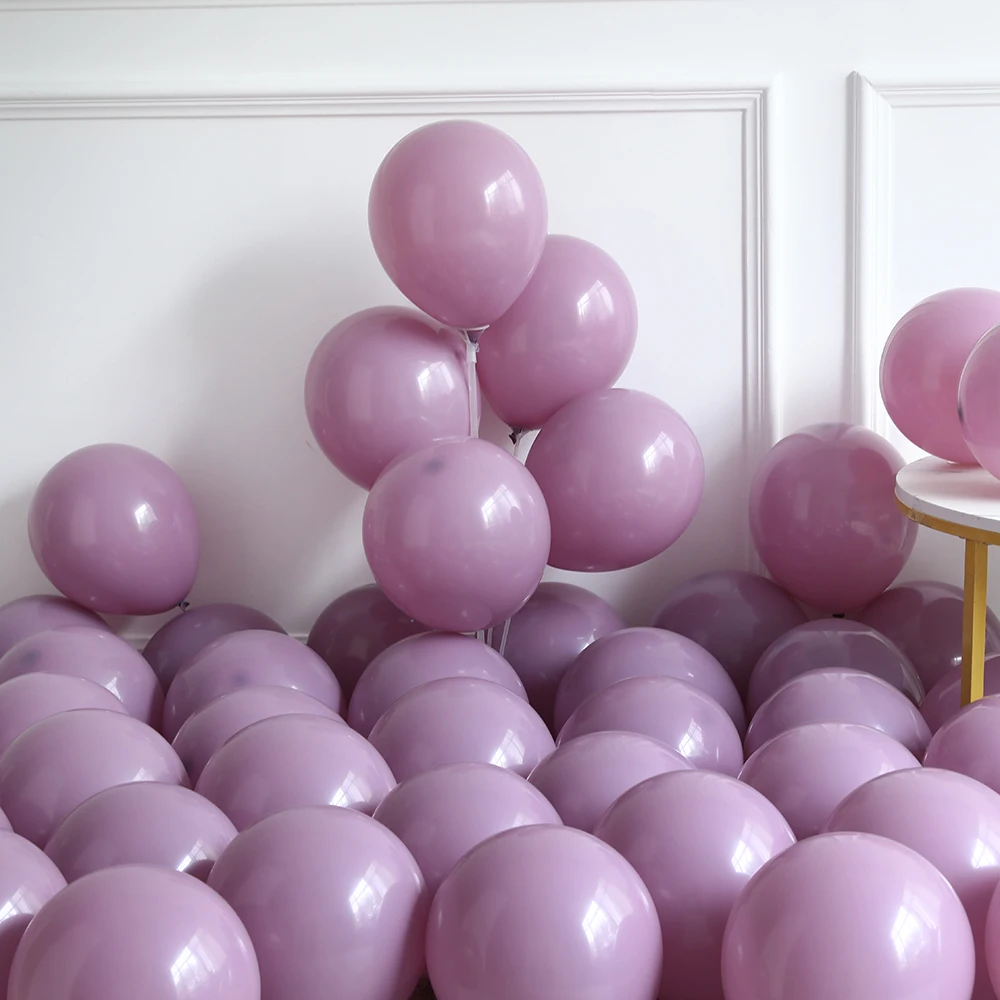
(0, 595), (105, 659)
(922, 656), (1000, 733)
(749, 423), (916, 613)
(924, 697), (1000, 794)
(525, 388), (703, 571)
(363, 438), (551, 632)
(28, 443), (200, 615)
(961, 323), (1000, 478)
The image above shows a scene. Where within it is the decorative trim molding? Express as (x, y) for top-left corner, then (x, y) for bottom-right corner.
(0, 0), (723, 11)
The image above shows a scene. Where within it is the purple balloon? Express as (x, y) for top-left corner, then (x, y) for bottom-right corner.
(363, 438), (551, 632)
(373, 762), (561, 895)
(427, 824), (662, 1000)
(558, 676), (744, 776)
(595, 770), (795, 1000)
(961, 323), (1000, 478)
(9, 864), (259, 1000)
(143, 602), (285, 690)
(651, 570), (807, 697)
(738, 723), (920, 838)
(0, 708), (188, 847)
(196, 713), (395, 830)
(723, 832), (974, 1000)
(172, 684), (342, 782)
(162, 629), (343, 740)
(477, 235), (638, 430)
(553, 626), (745, 734)
(210, 806), (428, 1000)
(45, 781), (237, 882)
(828, 767), (1000, 1000)
(368, 676), (554, 782)
(349, 631), (526, 737)
(924, 697), (1000, 794)
(750, 423), (916, 613)
(369, 119), (547, 329)
(28, 443), (200, 616)
(0, 595), (106, 659)
(922, 656), (1000, 733)
(527, 730), (691, 832)
(746, 618), (923, 716)
(0, 626), (163, 727)
(525, 388), (704, 572)
(745, 668), (932, 757)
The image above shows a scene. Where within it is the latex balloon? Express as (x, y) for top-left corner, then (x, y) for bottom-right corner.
(881, 287), (1000, 463)
(162, 629), (343, 740)
(558, 676), (744, 776)
(369, 119), (547, 329)
(0, 626), (163, 727)
(373, 762), (561, 895)
(525, 388), (704, 572)
(363, 438), (551, 632)
(595, 770), (795, 1000)
(496, 582), (624, 729)
(0, 595), (105, 659)
(172, 684), (342, 782)
(828, 767), (1000, 1000)
(986, 880), (1000, 997)
(745, 668), (932, 757)
(527, 730), (691, 832)
(724, 832), (974, 1000)
(196, 713), (395, 830)
(749, 423), (916, 612)
(45, 781), (236, 882)
(738, 722), (919, 838)
(307, 584), (428, 700)
(0, 708), (188, 847)
(553, 626), (744, 734)
(143, 602), (285, 690)
(651, 570), (807, 697)
(209, 806), (427, 1000)
(477, 235), (638, 429)
(858, 579), (1000, 692)
(9, 864), (260, 1000)
(924, 697), (1000, 794)
(427, 824), (662, 1000)
(961, 323), (1000, 478)
(368, 677), (554, 782)
(28, 443), (200, 615)
(746, 618), (923, 716)
(922, 656), (1000, 733)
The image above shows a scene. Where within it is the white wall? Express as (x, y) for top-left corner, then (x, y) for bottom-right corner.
(1, 0), (998, 637)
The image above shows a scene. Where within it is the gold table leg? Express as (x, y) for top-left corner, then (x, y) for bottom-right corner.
(962, 539), (990, 706)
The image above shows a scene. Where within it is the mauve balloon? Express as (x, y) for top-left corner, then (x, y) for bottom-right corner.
(349, 631), (526, 737)
(722, 832), (974, 1000)
(961, 323), (1000, 478)
(427, 824), (662, 1000)
(477, 235), (638, 430)
(525, 388), (704, 572)
(922, 656), (1000, 733)
(924, 697), (1000, 794)
(210, 806), (428, 1000)
(497, 582), (624, 729)
(172, 684), (342, 782)
(749, 423), (916, 613)
(373, 762), (561, 895)
(828, 767), (1000, 1000)
(368, 677), (554, 782)
(0, 595), (105, 659)
(986, 881), (1000, 997)
(143, 602), (285, 690)
(0, 626), (163, 728)
(363, 438), (551, 633)
(45, 781), (236, 883)
(558, 676), (744, 776)
(197, 713), (395, 830)
(553, 626), (745, 734)
(28, 443), (200, 616)
(528, 730), (691, 832)
(8, 864), (260, 1000)
(746, 618), (923, 716)
(0, 708), (188, 847)
(738, 723), (920, 838)
(595, 770), (795, 1000)
(162, 630), (343, 740)
(651, 570), (807, 697)
(745, 668), (932, 757)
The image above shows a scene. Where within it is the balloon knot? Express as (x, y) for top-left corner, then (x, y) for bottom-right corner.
(178, 601), (191, 612)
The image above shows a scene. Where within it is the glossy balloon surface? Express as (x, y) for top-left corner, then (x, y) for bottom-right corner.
(0, 595), (105, 659)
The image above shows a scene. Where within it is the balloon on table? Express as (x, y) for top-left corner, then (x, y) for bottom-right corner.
(0, 595), (105, 659)
(960, 322), (1000, 479)
(362, 438), (551, 632)
(721, 832), (974, 1000)
(924, 697), (1000, 794)
(922, 656), (1000, 733)
(749, 423), (916, 613)
(525, 388), (703, 572)
(28, 443), (200, 616)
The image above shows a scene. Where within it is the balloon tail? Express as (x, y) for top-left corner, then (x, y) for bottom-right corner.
(497, 616), (512, 658)
(461, 328), (487, 439)
(178, 601), (190, 612)
(510, 427), (526, 461)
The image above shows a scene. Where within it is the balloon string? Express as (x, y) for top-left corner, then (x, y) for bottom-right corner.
(462, 330), (484, 439)
(494, 426), (526, 658)
(497, 616), (512, 659)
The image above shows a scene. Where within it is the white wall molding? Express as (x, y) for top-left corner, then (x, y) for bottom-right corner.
(0, 0), (721, 11)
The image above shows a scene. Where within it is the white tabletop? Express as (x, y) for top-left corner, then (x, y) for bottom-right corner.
(896, 457), (1000, 534)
